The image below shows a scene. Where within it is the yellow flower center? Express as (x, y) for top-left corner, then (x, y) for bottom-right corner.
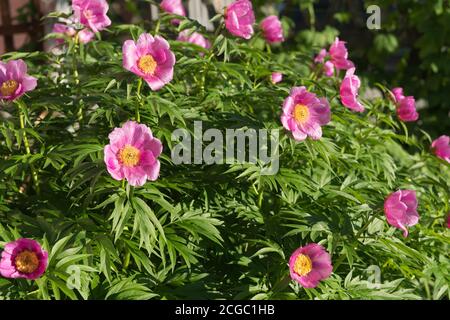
(118, 145), (141, 167)
(0, 80), (19, 96)
(15, 250), (39, 274)
(293, 104), (310, 124)
(138, 55), (157, 75)
(293, 254), (312, 276)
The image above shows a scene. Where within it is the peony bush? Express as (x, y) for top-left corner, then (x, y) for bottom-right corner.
(0, 0), (449, 300)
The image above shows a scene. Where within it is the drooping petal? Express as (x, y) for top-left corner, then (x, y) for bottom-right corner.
(122, 40), (139, 71)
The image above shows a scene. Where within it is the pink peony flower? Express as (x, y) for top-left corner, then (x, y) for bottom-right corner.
(160, 0), (186, 16)
(391, 87), (405, 102)
(177, 30), (211, 54)
(104, 121), (163, 187)
(52, 23), (76, 45)
(281, 86), (331, 141)
(0, 60), (37, 101)
(314, 48), (327, 64)
(160, 0), (186, 24)
(289, 243), (333, 288)
(224, 0), (255, 40)
(78, 28), (95, 44)
(0, 238), (48, 280)
(329, 37), (354, 70)
(390, 87), (419, 122)
(340, 67), (364, 112)
(324, 61), (334, 77)
(122, 33), (176, 91)
(431, 135), (450, 163)
(72, 0), (111, 33)
(271, 72), (282, 84)
(52, 23), (94, 45)
(260, 15), (284, 44)
(396, 96), (419, 122)
(384, 190), (419, 237)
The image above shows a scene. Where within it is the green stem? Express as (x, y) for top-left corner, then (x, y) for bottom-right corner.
(17, 101), (40, 194)
(258, 189), (264, 208)
(72, 37), (84, 126)
(334, 213), (378, 272)
(307, 3), (316, 30)
(19, 111), (31, 155)
(122, 249), (131, 270)
(154, 19), (161, 35)
(200, 23), (221, 97)
(136, 78), (143, 123)
(332, 252), (347, 272)
(354, 214), (378, 239)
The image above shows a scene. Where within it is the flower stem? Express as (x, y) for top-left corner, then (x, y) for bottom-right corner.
(19, 111), (31, 155)
(72, 37), (84, 126)
(136, 78), (143, 123)
(333, 213), (379, 272)
(154, 19), (161, 35)
(17, 101), (40, 194)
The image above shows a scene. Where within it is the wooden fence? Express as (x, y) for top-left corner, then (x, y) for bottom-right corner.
(0, 0), (44, 52)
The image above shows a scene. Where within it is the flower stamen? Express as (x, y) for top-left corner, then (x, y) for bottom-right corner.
(118, 145), (141, 167)
(138, 55), (157, 75)
(15, 250), (39, 274)
(293, 254), (312, 276)
(0, 80), (19, 96)
(293, 104), (310, 124)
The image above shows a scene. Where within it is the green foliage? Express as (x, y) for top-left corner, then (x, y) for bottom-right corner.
(0, 6), (449, 300)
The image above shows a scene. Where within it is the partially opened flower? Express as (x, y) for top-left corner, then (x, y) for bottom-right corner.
(431, 135), (450, 163)
(340, 67), (364, 112)
(72, 0), (111, 33)
(177, 30), (211, 54)
(314, 48), (327, 64)
(0, 59), (37, 101)
(324, 61), (334, 77)
(289, 243), (333, 288)
(260, 15), (284, 44)
(396, 96), (419, 122)
(224, 0), (255, 40)
(160, 0), (186, 24)
(329, 37), (354, 70)
(52, 23), (94, 45)
(281, 86), (331, 141)
(0, 238), (48, 280)
(123, 33), (176, 91)
(78, 28), (95, 44)
(391, 87), (419, 122)
(271, 72), (282, 84)
(161, 0), (186, 16)
(104, 121), (163, 187)
(52, 23), (76, 45)
(384, 190), (419, 237)
(391, 87), (405, 102)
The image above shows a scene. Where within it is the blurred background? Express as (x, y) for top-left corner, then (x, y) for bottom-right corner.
(0, 0), (449, 135)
